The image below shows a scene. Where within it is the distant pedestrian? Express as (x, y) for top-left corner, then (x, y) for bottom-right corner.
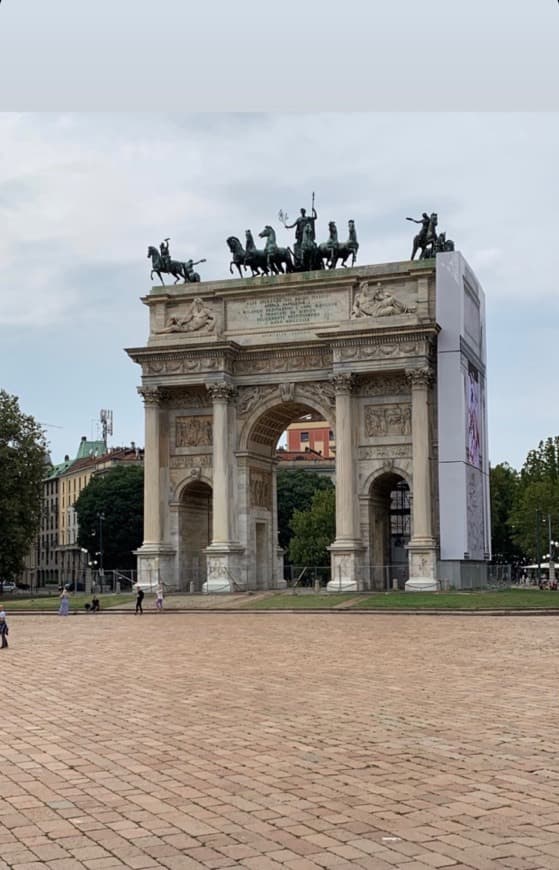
(135, 585), (144, 615)
(59, 588), (70, 616)
(0, 606), (8, 649)
(155, 584), (164, 612)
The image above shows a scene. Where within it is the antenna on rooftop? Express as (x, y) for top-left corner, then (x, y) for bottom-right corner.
(99, 409), (113, 449)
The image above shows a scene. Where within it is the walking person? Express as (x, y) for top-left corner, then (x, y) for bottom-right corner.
(155, 584), (164, 612)
(58, 588), (70, 616)
(0, 606), (8, 649)
(135, 584), (144, 615)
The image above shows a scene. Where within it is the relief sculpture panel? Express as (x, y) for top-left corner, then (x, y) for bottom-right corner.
(250, 469), (272, 510)
(176, 415), (213, 448)
(365, 403), (411, 437)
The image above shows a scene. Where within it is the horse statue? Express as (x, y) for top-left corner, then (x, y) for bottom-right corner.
(318, 219), (359, 269)
(244, 230), (271, 276)
(226, 236), (249, 278)
(147, 245), (205, 285)
(297, 222), (323, 272)
(258, 225), (294, 274)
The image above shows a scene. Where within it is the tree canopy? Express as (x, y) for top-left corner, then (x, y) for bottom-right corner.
(276, 469), (334, 557)
(75, 464), (144, 570)
(288, 487), (336, 566)
(0, 390), (47, 582)
(491, 438), (559, 564)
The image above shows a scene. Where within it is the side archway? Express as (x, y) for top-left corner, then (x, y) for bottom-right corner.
(368, 470), (411, 591)
(179, 480), (213, 591)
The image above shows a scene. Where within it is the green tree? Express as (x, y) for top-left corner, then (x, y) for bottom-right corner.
(510, 437), (559, 560)
(490, 463), (522, 563)
(277, 469), (333, 555)
(75, 465), (144, 570)
(288, 487), (336, 566)
(0, 390), (47, 583)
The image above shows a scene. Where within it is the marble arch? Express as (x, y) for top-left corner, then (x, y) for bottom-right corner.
(127, 252), (491, 592)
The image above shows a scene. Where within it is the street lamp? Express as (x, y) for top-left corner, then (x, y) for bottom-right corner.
(97, 512), (105, 578)
(80, 548), (89, 592)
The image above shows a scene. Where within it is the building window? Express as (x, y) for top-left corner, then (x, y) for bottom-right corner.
(329, 430), (334, 440)
(300, 432), (309, 442)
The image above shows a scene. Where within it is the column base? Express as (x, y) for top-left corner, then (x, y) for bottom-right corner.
(406, 540), (439, 592)
(327, 542), (365, 592)
(204, 544), (245, 593)
(135, 544), (177, 591)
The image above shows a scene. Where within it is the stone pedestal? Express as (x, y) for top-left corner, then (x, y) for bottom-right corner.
(135, 545), (177, 590)
(203, 544), (245, 593)
(328, 544), (364, 592)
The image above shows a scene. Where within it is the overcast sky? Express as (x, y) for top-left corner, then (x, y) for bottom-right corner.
(0, 1), (558, 110)
(0, 112), (558, 469)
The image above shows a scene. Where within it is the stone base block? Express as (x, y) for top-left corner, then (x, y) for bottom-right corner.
(327, 543), (364, 592)
(205, 544), (245, 592)
(135, 545), (176, 591)
(407, 541), (438, 580)
(405, 577), (439, 592)
(202, 578), (234, 594)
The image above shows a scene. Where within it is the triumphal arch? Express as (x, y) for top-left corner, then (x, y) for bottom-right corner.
(127, 251), (490, 592)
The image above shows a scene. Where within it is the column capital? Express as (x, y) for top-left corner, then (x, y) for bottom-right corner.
(405, 366), (434, 388)
(206, 382), (236, 403)
(137, 386), (161, 406)
(330, 373), (355, 395)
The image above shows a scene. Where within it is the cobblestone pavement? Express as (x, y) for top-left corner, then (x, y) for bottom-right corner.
(2, 614), (559, 870)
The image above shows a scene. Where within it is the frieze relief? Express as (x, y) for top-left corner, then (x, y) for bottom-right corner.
(357, 373), (409, 397)
(235, 350), (330, 375)
(250, 469), (272, 509)
(144, 355), (221, 376)
(336, 341), (420, 362)
(175, 415), (213, 448)
(170, 454), (212, 470)
(161, 387), (212, 408)
(364, 403), (411, 437)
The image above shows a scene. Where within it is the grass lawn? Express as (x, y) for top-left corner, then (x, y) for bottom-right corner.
(1, 593), (136, 612)
(245, 593), (358, 609)
(351, 590), (559, 610)
(245, 589), (559, 611)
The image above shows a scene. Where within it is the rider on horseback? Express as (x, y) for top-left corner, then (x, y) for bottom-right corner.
(406, 213), (430, 246)
(160, 238), (171, 270)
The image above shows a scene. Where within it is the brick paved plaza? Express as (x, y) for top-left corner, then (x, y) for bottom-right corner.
(2, 614), (559, 870)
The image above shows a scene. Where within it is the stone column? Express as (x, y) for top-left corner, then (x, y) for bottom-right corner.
(327, 373), (364, 591)
(138, 387), (162, 545)
(135, 387), (176, 590)
(405, 367), (438, 588)
(205, 382), (244, 592)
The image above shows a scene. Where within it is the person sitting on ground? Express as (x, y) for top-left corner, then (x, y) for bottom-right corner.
(90, 595), (100, 612)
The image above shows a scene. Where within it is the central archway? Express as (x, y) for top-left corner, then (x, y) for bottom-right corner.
(241, 398), (336, 589)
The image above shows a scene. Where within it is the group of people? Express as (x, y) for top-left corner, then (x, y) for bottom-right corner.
(134, 583), (165, 614)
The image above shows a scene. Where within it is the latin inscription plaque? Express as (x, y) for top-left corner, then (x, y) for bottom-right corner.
(226, 290), (348, 331)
